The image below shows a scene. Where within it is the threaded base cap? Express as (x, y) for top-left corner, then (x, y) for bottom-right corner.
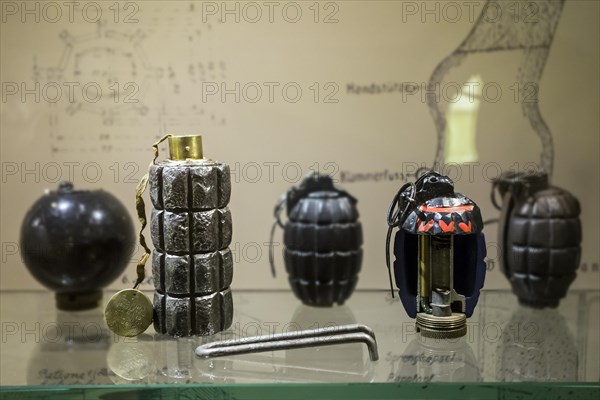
(416, 312), (467, 339)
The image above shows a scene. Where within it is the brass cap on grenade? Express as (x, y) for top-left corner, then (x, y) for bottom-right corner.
(168, 135), (204, 160)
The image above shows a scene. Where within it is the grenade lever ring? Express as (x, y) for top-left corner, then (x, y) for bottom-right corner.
(195, 324), (379, 361)
(385, 182), (418, 298)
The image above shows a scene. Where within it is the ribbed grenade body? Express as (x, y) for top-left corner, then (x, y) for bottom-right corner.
(281, 175), (362, 306)
(149, 160), (233, 336)
(496, 172), (582, 308)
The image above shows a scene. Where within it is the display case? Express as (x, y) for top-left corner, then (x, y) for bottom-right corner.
(1, 1), (599, 399)
(1, 289), (598, 399)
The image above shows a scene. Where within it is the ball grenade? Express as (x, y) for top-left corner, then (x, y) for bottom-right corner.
(492, 171), (581, 308)
(269, 173), (362, 306)
(20, 181), (135, 310)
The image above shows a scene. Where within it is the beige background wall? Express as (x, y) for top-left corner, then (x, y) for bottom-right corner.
(1, 0), (598, 292)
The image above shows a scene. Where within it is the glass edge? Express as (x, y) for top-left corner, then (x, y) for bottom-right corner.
(1, 382), (599, 400)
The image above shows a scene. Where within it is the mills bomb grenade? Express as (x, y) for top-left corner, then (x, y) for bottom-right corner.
(492, 171), (581, 308)
(270, 174), (362, 307)
(386, 171), (487, 338)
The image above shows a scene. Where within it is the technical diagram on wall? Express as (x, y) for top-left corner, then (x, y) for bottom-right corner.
(32, 2), (228, 155)
(428, 0), (564, 175)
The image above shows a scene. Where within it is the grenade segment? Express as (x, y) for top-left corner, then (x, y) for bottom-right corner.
(283, 220), (363, 252)
(272, 173), (363, 307)
(495, 171), (582, 308)
(153, 289), (233, 337)
(149, 162), (231, 210)
(152, 248), (233, 295)
(149, 136), (233, 337)
(288, 275), (359, 307)
(283, 249), (362, 282)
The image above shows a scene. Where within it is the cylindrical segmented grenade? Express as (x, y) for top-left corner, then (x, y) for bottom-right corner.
(150, 135), (233, 336)
(269, 173), (362, 306)
(492, 171), (581, 308)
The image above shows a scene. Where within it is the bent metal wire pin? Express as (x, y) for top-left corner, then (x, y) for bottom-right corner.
(195, 324), (379, 362)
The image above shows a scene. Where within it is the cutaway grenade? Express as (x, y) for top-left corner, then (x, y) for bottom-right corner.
(492, 171), (581, 308)
(150, 135), (233, 336)
(386, 172), (486, 338)
(270, 174), (362, 306)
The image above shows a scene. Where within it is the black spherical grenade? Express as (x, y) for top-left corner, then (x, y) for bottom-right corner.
(269, 173), (362, 306)
(21, 181), (135, 311)
(492, 171), (582, 308)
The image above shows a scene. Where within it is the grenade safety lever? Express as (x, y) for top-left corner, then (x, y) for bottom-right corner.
(385, 181), (420, 298)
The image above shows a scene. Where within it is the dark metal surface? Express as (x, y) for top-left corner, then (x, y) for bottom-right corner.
(493, 171), (582, 308)
(20, 181), (135, 310)
(271, 173), (363, 307)
(150, 161), (234, 336)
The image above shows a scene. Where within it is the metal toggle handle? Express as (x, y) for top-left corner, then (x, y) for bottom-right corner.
(195, 324), (379, 361)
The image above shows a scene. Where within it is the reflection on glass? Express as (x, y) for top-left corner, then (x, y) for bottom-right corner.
(106, 334), (154, 383)
(387, 335), (480, 382)
(284, 304), (374, 382)
(155, 336), (198, 383)
(27, 308), (113, 385)
(192, 304), (374, 383)
(7, 290), (594, 386)
(496, 307), (577, 381)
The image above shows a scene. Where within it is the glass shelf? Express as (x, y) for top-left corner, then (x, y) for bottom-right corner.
(0, 289), (598, 399)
